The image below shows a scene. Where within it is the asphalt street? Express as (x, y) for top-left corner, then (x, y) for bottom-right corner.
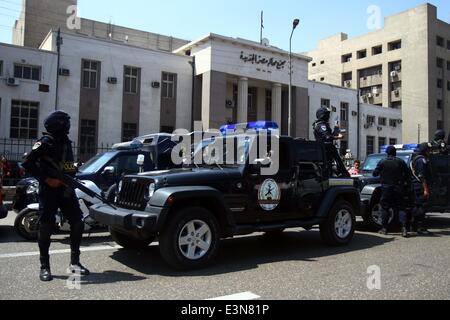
(1, 211), (450, 300)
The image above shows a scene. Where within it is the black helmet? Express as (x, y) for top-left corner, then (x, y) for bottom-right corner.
(316, 107), (331, 122)
(44, 111), (71, 136)
(386, 146), (397, 157)
(434, 129), (446, 141)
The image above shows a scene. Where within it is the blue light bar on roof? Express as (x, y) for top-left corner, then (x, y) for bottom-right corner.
(220, 121), (279, 134)
(380, 144), (419, 153)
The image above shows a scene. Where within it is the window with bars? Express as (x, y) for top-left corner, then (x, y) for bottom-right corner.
(378, 137), (386, 151)
(389, 138), (398, 146)
(10, 100), (39, 139)
(340, 102), (349, 122)
(321, 98), (330, 108)
(82, 60), (99, 89)
(79, 119), (97, 157)
(14, 64), (41, 81)
(162, 72), (176, 99)
(124, 66), (139, 94)
(366, 136), (375, 156)
(122, 123), (137, 142)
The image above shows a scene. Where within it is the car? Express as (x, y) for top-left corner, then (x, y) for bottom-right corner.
(91, 124), (361, 270)
(12, 134), (180, 213)
(358, 144), (450, 229)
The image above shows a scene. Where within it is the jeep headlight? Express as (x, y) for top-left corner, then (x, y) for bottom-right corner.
(26, 181), (39, 194)
(148, 183), (156, 198)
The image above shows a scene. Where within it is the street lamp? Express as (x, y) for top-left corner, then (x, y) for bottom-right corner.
(288, 19), (300, 137)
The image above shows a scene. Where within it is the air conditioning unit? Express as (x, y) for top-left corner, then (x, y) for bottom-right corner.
(377, 127), (383, 131)
(372, 87), (379, 95)
(59, 68), (70, 76)
(390, 71), (398, 78)
(394, 89), (400, 96)
(362, 95), (368, 102)
(107, 77), (118, 84)
(367, 93), (373, 98)
(352, 111), (358, 117)
(394, 65), (401, 71)
(151, 81), (160, 88)
(6, 77), (20, 86)
(397, 119), (403, 124)
(344, 80), (352, 88)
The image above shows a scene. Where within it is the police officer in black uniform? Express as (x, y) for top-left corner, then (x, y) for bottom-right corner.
(430, 130), (448, 155)
(373, 146), (411, 236)
(313, 107), (345, 176)
(411, 143), (433, 236)
(22, 111), (90, 282)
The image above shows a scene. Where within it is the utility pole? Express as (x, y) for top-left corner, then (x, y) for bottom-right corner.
(260, 11), (264, 44)
(55, 28), (63, 111)
(288, 19), (300, 137)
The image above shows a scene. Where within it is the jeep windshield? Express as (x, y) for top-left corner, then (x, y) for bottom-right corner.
(188, 136), (256, 168)
(362, 153), (412, 174)
(78, 151), (117, 174)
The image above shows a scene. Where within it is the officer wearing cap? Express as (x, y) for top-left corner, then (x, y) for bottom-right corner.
(410, 143), (433, 236)
(22, 111), (90, 282)
(373, 146), (411, 236)
(313, 106), (345, 176)
(431, 130), (448, 155)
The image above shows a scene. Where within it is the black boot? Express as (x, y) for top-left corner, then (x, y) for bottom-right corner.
(69, 251), (90, 276)
(39, 256), (53, 282)
(401, 225), (409, 238)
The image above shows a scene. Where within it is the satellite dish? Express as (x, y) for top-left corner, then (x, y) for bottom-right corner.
(261, 38), (270, 47)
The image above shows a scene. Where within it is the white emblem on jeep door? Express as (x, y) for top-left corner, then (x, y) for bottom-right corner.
(258, 179), (281, 211)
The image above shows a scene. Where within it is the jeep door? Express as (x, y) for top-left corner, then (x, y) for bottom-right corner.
(293, 141), (326, 218)
(429, 155), (450, 209)
(245, 139), (297, 223)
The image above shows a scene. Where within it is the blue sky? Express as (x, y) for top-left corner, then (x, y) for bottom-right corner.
(1, 0), (450, 52)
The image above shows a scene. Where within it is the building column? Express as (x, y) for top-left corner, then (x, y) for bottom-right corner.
(237, 77), (248, 123)
(272, 83), (282, 128)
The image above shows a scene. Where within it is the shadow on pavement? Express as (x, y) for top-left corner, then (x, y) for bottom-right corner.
(109, 229), (395, 278)
(53, 271), (146, 285)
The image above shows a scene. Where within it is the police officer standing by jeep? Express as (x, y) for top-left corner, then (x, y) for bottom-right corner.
(431, 130), (448, 155)
(22, 111), (90, 282)
(313, 107), (345, 176)
(373, 146), (411, 237)
(410, 143), (433, 236)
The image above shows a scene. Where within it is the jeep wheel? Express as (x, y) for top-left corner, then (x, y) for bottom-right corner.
(363, 202), (395, 230)
(159, 207), (220, 270)
(320, 201), (355, 246)
(110, 228), (155, 249)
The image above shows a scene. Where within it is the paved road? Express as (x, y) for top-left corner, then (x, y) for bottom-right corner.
(1, 211), (449, 300)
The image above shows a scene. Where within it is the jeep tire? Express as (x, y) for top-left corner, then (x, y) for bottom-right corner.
(110, 227), (154, 249)
(363, 201), (396, 231)
(320, 200), (355, 246)
(159, 207), (220, 270)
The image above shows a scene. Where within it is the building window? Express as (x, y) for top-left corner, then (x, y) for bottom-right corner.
(378, 117), (387, 126)
(366, 136), (375, 156)
(447, 81), (450, 91)
(391, 102), (402, 109)
(372, 45), (382, 55)
(321, 98), (330, 108)
(389, 119), (398, 128)
(340, 140), (348, 156)
(437, 121), (444, 130)
(341, 53), (352, 63)
(320, 60), (325, 65)
(366, 115), (376, 126)
(162, 72), (176, 99)
(438, 78), (443, 89)
(122, 123), (137, 142)
(437, 57), (444, 69)
(437, 36), (444, 47)
(82, 60), (99, 89)
(447, 40), (450, 50)
(389, 138), (397, 146)
(160, 126), (174, 134)
(79, 119), (97, 157)
(10, 100), (39, 139)
(320, 77), (325, 82)
(312, 62), (316, 67)
(340, 103), (349, 122)
(124, 66), (139, 94)
(388, 40), (402, 51)
(378, 137), (386, 152)
(14, 64), (41, 81)
(357, 49), (367, 59)
(437, 99), (443, 109)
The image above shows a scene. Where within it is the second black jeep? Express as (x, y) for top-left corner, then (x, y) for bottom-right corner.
(91, 134), (360, 270)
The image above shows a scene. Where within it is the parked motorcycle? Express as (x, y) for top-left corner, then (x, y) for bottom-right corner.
(14, 180), (105, 241)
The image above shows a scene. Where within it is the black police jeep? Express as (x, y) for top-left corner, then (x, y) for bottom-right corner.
(358, 144), (450, 229)
(91, 134), (361, 270)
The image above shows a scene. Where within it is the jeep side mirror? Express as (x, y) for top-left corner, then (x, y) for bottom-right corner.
(102, 166), (115, 176)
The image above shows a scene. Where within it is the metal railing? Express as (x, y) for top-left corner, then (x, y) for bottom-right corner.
(0, 138), (112, 186)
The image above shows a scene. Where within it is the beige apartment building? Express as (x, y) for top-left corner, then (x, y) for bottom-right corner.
(307, 3), (450, 143)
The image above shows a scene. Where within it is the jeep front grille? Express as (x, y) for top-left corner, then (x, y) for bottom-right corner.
(117, 179), (150, 211)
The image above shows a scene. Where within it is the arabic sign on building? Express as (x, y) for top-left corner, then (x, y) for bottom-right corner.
(240, 51), (287, 70)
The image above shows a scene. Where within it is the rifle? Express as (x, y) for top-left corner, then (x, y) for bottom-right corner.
(39, 161), (117, 210)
